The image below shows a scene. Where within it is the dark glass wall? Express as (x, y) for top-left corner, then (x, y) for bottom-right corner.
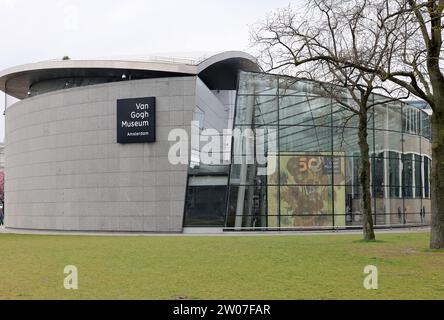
(184, 185), (227, 227)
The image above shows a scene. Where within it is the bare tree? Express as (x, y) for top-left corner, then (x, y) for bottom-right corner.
(251, 0), (409, 241)
(251, 0), (444, 248)
(378, 0), (444, 249)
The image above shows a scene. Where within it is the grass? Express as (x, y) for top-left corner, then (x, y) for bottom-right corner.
(0, 232), (443, 300)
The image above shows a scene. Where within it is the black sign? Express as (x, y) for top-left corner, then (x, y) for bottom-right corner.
(117, 97), (156, 144)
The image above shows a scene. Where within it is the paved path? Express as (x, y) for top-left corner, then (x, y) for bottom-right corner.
(0, 226), (430, 237)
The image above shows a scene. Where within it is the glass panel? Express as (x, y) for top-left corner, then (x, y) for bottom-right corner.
(424, 156), (430, 198)
(422, 199), (431, 223)
(225, 186), (238, 227)
(238, 72), (278, 95)
(374, 202), (390, 226)
(373, 103), (396, 132)
(373, 104), (388, 130)
(331, 103), (359, 128)
(374, 197), (399, 225)
(279, 154), (334, 186)
(343, 156), (361, 187)
(421, 111), (431, 139)
(403, 105), (421, 135)
(279, 95), (315, 126)
(421, 136), (432, 156)
(414, 155), (422, 198)
(332, 127), (374, 156)
(404, 199), (423, 224)
(234, 95), (253, 125)
(346, 190), (363, 226)
(402, 154), (414, 198)
(403, 134), (421, 154)
(334, 183), (347, 227)
(388, 152), (401, 198)
(226, 71), (433, 231)
(371, 153), (384, 198)
(254, 96), (278, 125)
(280, 215), (334, 228)
(225, 183), (272, 229)
(280, 186), (333, 214)
(279, 95), (331, 127)
(374, 129), (403, 155)
(387, 102), (403, 132)
(280, 125), (332, 152)
(267, 186), (279, 215)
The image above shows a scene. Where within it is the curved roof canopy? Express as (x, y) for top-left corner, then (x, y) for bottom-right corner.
(0, 51), (261, 99)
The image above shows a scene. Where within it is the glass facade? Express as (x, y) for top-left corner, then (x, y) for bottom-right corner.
(223, 71), (432, 230)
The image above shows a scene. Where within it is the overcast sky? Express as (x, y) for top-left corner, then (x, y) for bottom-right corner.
(0, 0), (303, 142)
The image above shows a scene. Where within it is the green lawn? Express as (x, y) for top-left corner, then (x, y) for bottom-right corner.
(0, 232), (443, 300)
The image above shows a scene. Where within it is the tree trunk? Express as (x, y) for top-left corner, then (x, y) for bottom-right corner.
(430, 110), (444, 249)
(358, 110), (376, 241)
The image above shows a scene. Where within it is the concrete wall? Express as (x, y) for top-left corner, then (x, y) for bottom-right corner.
(5, 76), (197, 232)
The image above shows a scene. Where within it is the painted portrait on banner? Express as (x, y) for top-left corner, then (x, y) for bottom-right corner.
(267, 152), (346, 228)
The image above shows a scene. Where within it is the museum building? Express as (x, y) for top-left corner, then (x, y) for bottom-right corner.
(0, 51), (432, 233)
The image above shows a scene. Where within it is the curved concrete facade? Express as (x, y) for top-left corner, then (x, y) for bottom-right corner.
(5, 77), (196, 232)
(0, 51), (260, 99)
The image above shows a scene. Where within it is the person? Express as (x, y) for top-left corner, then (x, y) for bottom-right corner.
(398, 207), (402, 224)
(0, 208), (3, 226)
